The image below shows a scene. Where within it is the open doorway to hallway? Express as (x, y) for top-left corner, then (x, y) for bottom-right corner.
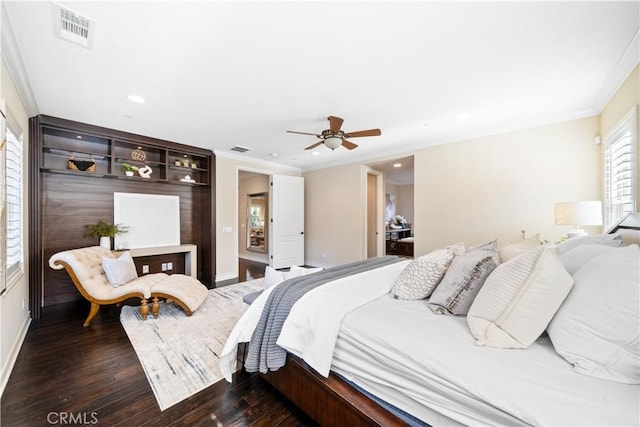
(368, 156), (415, 258)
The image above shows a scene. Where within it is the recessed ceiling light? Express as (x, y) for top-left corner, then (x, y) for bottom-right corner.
(76, 135), (82, 139)
(127, 94), (146, 104)
(312, 151), (320, 156)
(271, 153), (278, 157)
(455, 113), (470, 120)
(393, 163), (402, 168)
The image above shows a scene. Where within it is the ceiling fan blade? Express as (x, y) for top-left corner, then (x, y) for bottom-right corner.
(328, 116), (344, 133)
(304, 141), (324, 150)
(344, 129), (382, 138)
(341, 139), (358, 150)
(287, 130), (322, 137)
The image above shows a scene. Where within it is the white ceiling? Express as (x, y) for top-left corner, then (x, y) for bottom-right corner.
(4, 1), (639, 171)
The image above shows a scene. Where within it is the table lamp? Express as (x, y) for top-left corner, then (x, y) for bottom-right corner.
(554, 201), (603, 238)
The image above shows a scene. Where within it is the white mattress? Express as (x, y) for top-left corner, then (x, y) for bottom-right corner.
(331, 295), (640, 426)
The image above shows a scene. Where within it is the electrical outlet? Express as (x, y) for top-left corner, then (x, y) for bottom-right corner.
(161, 263), (167, 271)
(167, 262), (173, 270)
(142, 265), (149, 274)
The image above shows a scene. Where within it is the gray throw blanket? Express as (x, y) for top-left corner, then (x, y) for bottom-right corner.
(244, 256), (402, 374)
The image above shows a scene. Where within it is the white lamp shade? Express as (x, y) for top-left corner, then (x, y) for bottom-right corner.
(324, 136), (342, 150)
(554, 201), (603, 226)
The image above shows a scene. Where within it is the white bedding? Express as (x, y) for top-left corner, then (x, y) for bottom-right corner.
(221, 259), (639, 426)
(332, 295), (640, 426)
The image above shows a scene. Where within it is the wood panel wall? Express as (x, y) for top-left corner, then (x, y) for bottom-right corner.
(29, 115), (215, 321)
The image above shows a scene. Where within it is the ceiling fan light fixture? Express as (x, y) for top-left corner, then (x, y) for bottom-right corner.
(324, 136), (342, 150)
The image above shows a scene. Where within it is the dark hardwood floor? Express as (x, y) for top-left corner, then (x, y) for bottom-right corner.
(1, 259), (316, 426)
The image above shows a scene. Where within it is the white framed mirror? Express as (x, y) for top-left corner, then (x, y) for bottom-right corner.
(247, 192), (267, 252)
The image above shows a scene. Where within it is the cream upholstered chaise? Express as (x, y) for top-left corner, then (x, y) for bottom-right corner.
(49, 246), (208, 326)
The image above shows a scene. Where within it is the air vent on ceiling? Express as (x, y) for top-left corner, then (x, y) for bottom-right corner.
(230, 145), (252, 153)
(53, 2), (95, 49)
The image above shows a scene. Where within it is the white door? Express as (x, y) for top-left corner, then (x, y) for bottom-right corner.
(270, 174), (304, 269)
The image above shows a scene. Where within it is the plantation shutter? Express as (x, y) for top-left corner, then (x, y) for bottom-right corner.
(5, 113), (23, 280)
(604, 106), (637, 229)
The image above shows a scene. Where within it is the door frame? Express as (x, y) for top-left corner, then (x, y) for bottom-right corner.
(236, 166), (272, 265)
(362, 166), (385, 258)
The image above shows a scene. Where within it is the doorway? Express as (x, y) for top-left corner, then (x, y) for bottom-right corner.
(238, 170), (270, 264)
(367, 156), (415, 258)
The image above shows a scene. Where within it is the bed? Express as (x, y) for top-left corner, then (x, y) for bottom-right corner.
(220, 228), (640, 426)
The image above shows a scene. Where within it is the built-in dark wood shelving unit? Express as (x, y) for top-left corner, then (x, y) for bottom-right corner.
(29, 115), (216, 323)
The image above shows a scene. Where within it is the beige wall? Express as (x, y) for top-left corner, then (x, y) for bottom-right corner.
(215, 154), (300, 281)
(303, 163), (365, 266)
(600, 65), (639, 211)
(413, 115), (602, 255)
(395, 184), (414, 230)
(1, 59), (31, 393)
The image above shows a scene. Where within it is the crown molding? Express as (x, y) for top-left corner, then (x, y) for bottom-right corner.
(1, 2), (39, 117)
(593, 29), (639, 112)
(214, 148), (301, 174)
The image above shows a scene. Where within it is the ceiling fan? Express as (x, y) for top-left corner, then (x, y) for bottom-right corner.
(287, 116), (382, 151)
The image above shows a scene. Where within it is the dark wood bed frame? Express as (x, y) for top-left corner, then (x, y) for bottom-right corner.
(261, 355), (406, 426)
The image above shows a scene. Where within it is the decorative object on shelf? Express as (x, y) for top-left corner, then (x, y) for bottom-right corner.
(191, 160), (198, 169)
(67, 156), (96, 172)
(83, 219), (129, 249)
(122, 163), (138, 176)
(390, 214), (407, 229)
(554, 201), (603, 238)
(131, 149), (146, 161)
(137, 165), (152, 179)
(182, 158), (190, 167)
(174, 158), (181, 166)
(180, 174), (196, 183)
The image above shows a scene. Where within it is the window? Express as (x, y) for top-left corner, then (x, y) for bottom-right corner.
(4, 111), (24, 284)
(604, 106), (637, 229)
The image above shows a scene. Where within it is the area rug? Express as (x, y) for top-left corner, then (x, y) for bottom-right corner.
(120, 279), (264, 411)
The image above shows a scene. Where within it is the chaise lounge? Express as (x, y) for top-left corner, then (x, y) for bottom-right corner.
(49, 246), (208, 326)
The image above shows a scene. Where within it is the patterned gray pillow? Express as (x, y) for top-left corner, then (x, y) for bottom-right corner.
(428, 239), (499, 315)
(390, 243), (464, 300)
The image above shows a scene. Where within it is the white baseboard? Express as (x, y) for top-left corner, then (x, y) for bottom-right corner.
(1, 313), (31, 396)
(215, 272), (238, 282)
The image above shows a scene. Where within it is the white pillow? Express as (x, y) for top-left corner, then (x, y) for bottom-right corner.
(102, 252), (138, 287)
(467, 245), (574, 348)
(556, 233), (621, 254)
(499, 234), (542, 262)
(547, 245), (640, 384)
(263, 265), (323, 289)
(390, 243), (464, 300)
(559, 244), (619, 275)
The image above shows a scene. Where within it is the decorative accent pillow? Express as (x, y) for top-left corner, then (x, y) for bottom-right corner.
(390, 243), (464, 300)
(102, 251), (138, 287)
(547, 245), (640, 384)
(428, 240), (499, 315)
(556, 233), (622, 254)
(467, 245), (573, 348)
(499, 234), (542, 262)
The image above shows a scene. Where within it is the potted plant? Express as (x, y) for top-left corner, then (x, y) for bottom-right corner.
(122, 163), (138, 176)
(191, 160), (198, 169)
(83, 219), (129, 249)
(174, 158), (181, 166)
(181, 158), (190, 167)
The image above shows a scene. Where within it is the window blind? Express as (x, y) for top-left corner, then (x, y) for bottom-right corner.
(604, 107), (636, 229)
(5, 124), (22, 278)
